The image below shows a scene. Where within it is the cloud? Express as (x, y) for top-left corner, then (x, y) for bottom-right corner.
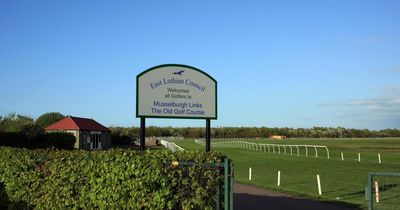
(344, 87), (400, 115)
(382, 86), (399, 91)
(343, 98), (400, 119)
(320, 86), (400, 128)
(388, 67), (400, 72)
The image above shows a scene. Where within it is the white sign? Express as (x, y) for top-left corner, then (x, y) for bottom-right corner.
(136, 64), (217, 119)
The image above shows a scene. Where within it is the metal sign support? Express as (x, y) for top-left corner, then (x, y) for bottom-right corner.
(140, 117), (146, 151)
(206, 119), (211, 152)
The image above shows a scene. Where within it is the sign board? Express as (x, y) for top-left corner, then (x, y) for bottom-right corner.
(136, 64), (217, 119)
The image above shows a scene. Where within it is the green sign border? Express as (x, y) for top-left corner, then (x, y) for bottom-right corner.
(136, 64), (217, 120)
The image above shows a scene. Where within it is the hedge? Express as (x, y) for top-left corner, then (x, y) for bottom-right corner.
(111, 132), (134, 145)
(0, 132), (75, 150)
(0, 147), (226, 209)
(0, 182), (8, 209)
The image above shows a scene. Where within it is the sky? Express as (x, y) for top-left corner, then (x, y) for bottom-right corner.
(0, 0), (399, 130)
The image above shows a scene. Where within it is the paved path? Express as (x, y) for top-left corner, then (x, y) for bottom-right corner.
(234, 183), (360, 210)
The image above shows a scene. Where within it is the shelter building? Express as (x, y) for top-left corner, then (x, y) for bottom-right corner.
(45, 116), (111, 150)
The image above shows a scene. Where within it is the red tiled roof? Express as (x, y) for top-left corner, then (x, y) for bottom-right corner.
(45, 116), (111, 132)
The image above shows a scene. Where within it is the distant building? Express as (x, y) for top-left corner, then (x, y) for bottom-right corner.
(269, 135), (287, 140)
(45, 116), (111, 150)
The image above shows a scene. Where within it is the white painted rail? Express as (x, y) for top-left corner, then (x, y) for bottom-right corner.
(259, 143), (330, 159)
(194, 140), (330, 159)
(160, 140), (185, 152)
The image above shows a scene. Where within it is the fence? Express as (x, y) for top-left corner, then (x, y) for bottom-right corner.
(160, 139), (184, 152)
(259, 143), (330, 158)
(367, 172), (400, 210)
(195, 140), (330, 158)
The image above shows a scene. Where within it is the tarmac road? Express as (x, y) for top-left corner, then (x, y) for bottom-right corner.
(234, 183), (360, 210)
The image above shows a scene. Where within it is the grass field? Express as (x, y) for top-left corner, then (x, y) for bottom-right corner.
(171, 138), (400, 210)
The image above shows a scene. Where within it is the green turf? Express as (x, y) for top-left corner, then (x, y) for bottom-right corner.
(171, 138), (400, 210)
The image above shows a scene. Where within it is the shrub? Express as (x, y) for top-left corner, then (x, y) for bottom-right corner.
(0, 182), (9, 209)
(0, 148), (226, 209)
(111, 133), (133, 145)
(34, 132), (75, 150)
(0, 132), (75, 150)
(0, 132), (27, 147)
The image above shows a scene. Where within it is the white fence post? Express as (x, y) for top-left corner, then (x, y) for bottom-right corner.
(277, 171), (281, 186)
(249, 167), (252, 181)
(325, 147), (330, 159)
(314, 146), (318, 158)
(358, 153), (361, 162)
(341, 152), (344, 161)
(317, 175), (322, 195)
(378, 153), (381, 164)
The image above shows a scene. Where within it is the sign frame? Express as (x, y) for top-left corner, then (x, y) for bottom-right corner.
(136, 64), (218, 120)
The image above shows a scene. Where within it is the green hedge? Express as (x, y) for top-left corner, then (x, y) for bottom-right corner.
(0, 147), (225, 209)
(111, 132), (134, 145)
(34, 133), (76, 149)
(0, 182), (8, 209)
(0, 132), (75, 150)
(0, 133), (26, 148)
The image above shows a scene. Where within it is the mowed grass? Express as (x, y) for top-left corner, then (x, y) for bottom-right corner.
(172, 138), (400, 209)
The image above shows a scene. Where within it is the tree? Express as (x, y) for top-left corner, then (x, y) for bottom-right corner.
(0, 113), (34, 132)
(35, 112), (65, 129)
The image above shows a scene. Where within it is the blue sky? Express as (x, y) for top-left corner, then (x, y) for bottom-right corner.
(1, 0), (399, 129)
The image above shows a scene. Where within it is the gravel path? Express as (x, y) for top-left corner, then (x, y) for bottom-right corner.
(234, 182), (360, 210)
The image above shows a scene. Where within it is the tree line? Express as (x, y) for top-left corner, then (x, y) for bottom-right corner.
(1, 112), (399, 144)
(0, 112), (65, 134)
(111, 126), (400, 139)
(0, 112), (75, 149)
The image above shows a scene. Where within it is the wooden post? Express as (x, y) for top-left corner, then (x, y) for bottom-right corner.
(140, 117), (145, 151)
(206, 119), (211, 152)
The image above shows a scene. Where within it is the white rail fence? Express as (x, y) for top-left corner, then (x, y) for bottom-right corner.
(195, 139), (205, 145)
(194, 140), (330, 158)
(160, 140), (185, 152)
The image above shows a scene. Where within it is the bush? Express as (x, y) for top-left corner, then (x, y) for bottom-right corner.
(33, 133), (76, 150)
(0, 182), (9, 209)
(111, 133), (133, 145)
(0, 148), (226, 209)
(0, 132), (75, 150)
(0, 132), (27, 147)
